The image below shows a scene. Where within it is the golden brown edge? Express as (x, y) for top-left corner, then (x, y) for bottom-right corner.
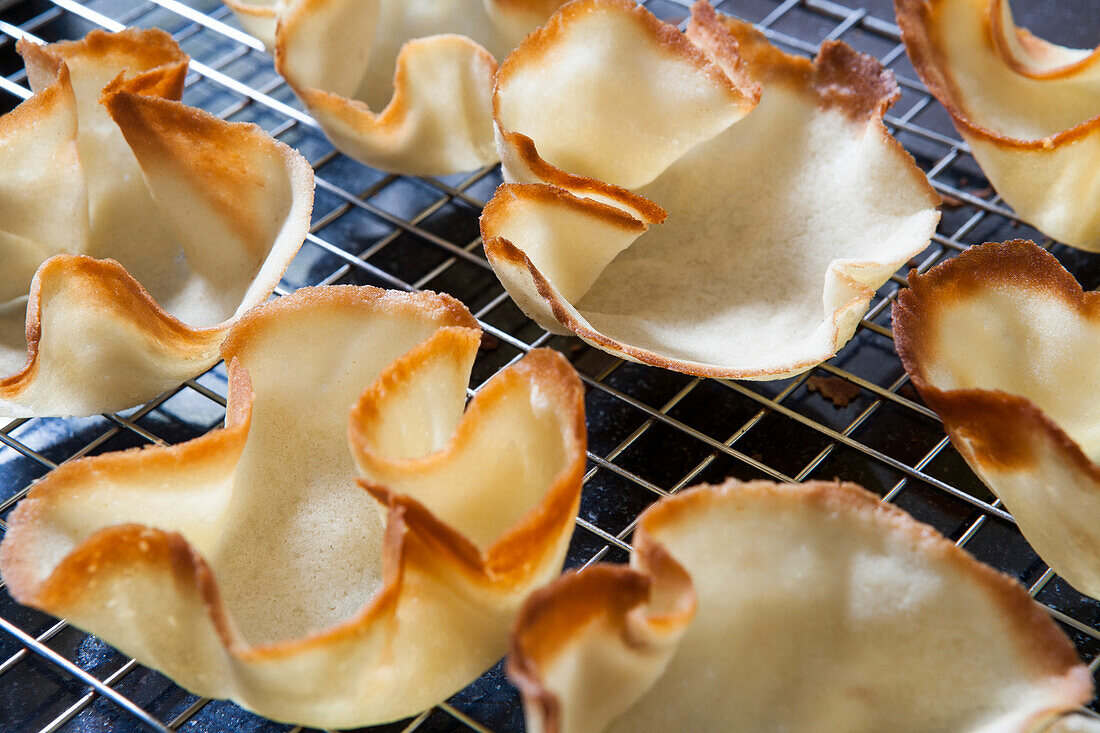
(220, 284), (478, 359)
(482, 182), (653, 238)
(17, 28), (189, 103)
(4, 285), (585, 668)
(222, 0), (277, 22)
(349, 325), (484, 468)
(493, 0), (760, 125)
(895, 0), (1100, 151)
(702, 5), (940, 209)
(491, 0), (759, 219)
(494, 129), (669, 224)
(893, 239), (1100, 484)
(18, 28), (188, 77)
(693, 3), (891, 122)
(648, 480), (1092, 690)
(484, 200), (863, 378)
(491, 0), (575, 17)
(473, 348), (585, 580)
(102, 85), (315, 259)
(508, 512), (696, 733)
(0, 256), (227, 401)
(481, 183), (932, 380)
(508, 565), (657, 733)
(27, 27), (185, 64)
(352, 334), (586, 584)
(484, 0), (937, 379)
(509, 479), (1093, 733)
(988, 0), (1100, 80)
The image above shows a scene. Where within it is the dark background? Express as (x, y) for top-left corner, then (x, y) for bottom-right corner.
(0, 1), (1098, 731)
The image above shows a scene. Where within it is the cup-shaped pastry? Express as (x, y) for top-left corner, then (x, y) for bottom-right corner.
(222, 0), (568, 175)
(0, 29), (313, 417)
(0, 286), (586, 728)
(1050, 715), (1100, 733)
(894, 240), (1100, 599)
(896, 0), (1100, 250)
(482, 0), (940, 380)
(510, 480), (1092, 733)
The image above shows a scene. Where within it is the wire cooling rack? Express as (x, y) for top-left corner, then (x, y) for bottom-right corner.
(1, 0), (1099, 731)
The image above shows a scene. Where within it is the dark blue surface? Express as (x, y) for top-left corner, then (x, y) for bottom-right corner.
(0, 0), (1098, 731)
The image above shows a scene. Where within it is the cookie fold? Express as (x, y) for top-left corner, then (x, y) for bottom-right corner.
(483, 0), (939, 379)
(510, 480), (1092, 733)
(1, 285), (586, 728)
(222, 0), (568, 174)
(0, 29), (313, 417)
(895, 240), (1100, 599)
(896, 0), (1100, 249)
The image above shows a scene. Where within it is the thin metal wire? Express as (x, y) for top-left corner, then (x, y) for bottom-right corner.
(0, 616), (171, 732)
(0, 0), (1097, 730)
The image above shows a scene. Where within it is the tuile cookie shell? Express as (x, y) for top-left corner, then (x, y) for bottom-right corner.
(223, 0), (282, 47)
(221, 0), (569, 175)
(894, 240), (1100, 600)
(0, 285), (586, 728)
(896, 0), (1100, 250)
(482, 0), (939, 379)
(1047, 715), (1100, 733)
(509, 479), (1093, 733)
(0, 29), (313, 417)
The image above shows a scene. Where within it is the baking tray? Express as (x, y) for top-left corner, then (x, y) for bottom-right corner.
(1, 0), (1098, 730)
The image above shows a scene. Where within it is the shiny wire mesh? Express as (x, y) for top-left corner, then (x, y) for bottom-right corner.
(0, 0), (1098, 730)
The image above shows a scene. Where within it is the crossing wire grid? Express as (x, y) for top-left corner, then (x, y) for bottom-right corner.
(1, 0), (1100, 730)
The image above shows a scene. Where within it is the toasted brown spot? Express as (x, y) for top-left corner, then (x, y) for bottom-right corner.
(104, 90), (295, 257)
(708, 10), (899, 121)
(806, 375), (862, 408)
(894, 240), (1100, 483)
(895, 0), (1100, 149)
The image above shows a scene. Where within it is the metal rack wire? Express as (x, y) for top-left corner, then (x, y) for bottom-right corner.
(0, 0), (1098, 730)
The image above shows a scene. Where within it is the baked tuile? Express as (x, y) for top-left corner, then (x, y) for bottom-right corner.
(483, 0), (939, 380)
(0, 285), (586, 728)
(1048, 714), (1100, 733)
(220, 0), (570, 175)
(0, 28), (313, 417)
(509, 479), (1093, 733)
(894, 240), (1100, 599)
(895, 0), (1100, 249)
